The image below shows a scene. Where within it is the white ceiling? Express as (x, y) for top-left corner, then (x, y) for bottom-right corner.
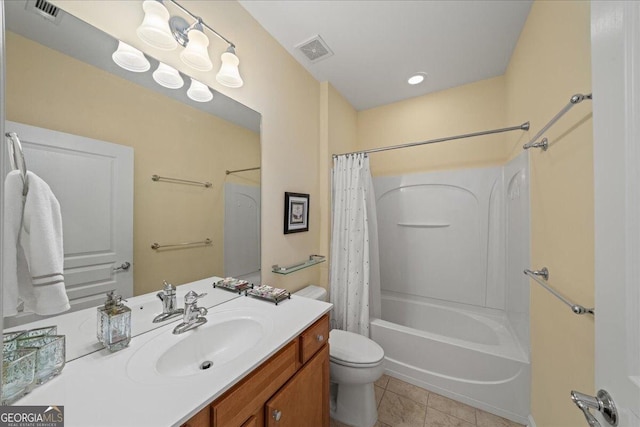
(239, 0), (533, 111)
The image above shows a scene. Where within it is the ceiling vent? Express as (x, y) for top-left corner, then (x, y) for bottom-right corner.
(295, 35), (333, 63)
(25, 0), (63, 25)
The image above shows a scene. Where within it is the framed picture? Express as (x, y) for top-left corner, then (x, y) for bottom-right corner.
(284, 192), (309, 234)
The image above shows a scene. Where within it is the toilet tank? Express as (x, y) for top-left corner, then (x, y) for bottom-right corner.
(294, 285), (327, 302)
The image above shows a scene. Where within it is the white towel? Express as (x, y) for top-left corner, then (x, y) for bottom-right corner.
(3, 170), (24, 316)
(3, 171), (70, 316)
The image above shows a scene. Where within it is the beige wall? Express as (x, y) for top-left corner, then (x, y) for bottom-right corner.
(357, 76), (509, 176)
(6, 32), (260, 296)
(319, 82), (358, 286)
(52, 0), (323, 292)
(505, 2), (594, 426)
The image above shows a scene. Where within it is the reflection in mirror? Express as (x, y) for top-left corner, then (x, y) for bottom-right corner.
(3, 1), (261, 358)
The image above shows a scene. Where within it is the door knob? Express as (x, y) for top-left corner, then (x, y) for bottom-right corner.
(113, 262), (131, 272)
(272, 409), (282, 421)
(571, 389), (618, 426)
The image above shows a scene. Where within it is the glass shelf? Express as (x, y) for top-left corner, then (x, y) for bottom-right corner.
(272, 255), (326, 275)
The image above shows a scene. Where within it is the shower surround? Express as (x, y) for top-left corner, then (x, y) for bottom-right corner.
(370, 152), (530, 424)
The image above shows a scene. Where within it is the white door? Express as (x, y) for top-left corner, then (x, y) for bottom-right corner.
(4, 121), (133, 327)
(592, 2), (640, 426)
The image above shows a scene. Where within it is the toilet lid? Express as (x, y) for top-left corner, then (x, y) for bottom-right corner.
(329, 329), (384, 367)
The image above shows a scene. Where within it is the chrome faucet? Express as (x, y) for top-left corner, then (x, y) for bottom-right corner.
(153, 280), (184, 323)
(172, 291), (208, 334)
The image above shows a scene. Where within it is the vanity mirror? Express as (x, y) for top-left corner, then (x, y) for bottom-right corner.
(2, 1), (261, 353)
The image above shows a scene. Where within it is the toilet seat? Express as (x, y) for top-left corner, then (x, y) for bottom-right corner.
(329, 329), (384, 368)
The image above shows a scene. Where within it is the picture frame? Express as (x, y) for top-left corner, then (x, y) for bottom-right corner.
(284, 192), (310, 234)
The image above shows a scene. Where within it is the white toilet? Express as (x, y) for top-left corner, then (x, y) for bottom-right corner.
(294, 285), (385, 427)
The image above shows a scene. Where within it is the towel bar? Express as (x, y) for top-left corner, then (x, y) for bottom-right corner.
(523, 93), (592, 151)
(151, 174), (212, 188)
(151, 238), (212, 250)
(524, 267), (594, 315)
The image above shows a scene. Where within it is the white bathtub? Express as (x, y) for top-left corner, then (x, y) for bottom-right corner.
(370, 293), (530, 424)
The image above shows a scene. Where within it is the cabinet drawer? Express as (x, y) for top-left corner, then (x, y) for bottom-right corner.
(212, 340), (298, 427)
(300, 314), (329, 364)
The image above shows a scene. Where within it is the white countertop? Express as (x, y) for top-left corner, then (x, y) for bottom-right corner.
(17, 293), (332, 427)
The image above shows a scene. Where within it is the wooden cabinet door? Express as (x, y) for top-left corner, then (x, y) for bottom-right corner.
(265, 345), (329, 427)
(213, 341), (298, 427)
(181, 406), (210, 427)
(240, 415), (258, 427)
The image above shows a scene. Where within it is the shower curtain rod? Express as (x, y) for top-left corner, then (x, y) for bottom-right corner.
(332, 122), (530, 158)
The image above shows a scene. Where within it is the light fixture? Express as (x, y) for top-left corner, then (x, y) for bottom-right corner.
(112, 41), (150, 72)
(134, 0), (243, 87)
(187, 78), (213, 102)
(152, 62), (184, 89)
(174, 20), (213, 71)
(408, 73), (427, 85)
(136, 0), (178, 51)
(216, 46), (243, 88)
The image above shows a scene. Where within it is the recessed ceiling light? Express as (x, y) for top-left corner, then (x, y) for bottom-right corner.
(408, 73), (426, 85)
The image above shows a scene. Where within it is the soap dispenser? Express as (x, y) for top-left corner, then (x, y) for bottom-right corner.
(97, 291), (131, 352)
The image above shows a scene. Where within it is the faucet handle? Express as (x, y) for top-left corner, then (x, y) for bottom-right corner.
(184, 290), (207, 304)
(162, 280), (176, 294)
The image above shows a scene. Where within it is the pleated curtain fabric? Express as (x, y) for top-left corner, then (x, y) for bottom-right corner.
(330, 154), (380, 337)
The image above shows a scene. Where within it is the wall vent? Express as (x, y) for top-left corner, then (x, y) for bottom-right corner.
(295, 35), (333, 63)
(25, 0), (63, 25)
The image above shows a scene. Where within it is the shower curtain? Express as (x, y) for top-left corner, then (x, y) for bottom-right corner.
(330, 154), (381, 337)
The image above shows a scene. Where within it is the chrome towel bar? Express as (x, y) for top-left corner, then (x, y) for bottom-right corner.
(524, 267), (594, 315)
(225, 166), (260, 175)
(151, 174), (212, 188)
(523, 93), (592, 151)
(151, 238), (212, 250)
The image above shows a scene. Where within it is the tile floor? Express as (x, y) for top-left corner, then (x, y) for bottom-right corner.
(330, 374), (525, 427)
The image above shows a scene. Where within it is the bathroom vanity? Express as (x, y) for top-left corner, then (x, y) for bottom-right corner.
(185, 314), (330, 427)
(14, 282), (332, 427)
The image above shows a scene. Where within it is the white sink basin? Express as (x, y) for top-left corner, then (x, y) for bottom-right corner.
(126, 308), (274, 384)
(156, 318), (263, 377)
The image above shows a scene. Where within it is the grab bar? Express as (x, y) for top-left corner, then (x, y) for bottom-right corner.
(151, 238), (212, 250)
(524, 267), (594, 315)
(523, 93), (592, 151)
(151, 174), (212, 188)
